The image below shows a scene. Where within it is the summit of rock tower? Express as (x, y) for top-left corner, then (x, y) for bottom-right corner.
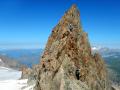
(28, 4), (111, 90)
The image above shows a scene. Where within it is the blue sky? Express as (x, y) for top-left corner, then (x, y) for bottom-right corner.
(0, 0), (120, 49)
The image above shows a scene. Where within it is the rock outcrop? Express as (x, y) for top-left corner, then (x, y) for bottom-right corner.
(21, 65), (32, 79)
(34, 4), (110, 90)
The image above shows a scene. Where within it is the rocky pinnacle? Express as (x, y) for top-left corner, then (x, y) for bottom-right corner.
(34, 4), (110, 90)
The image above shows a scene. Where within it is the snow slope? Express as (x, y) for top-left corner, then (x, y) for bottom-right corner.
(0, 79), (28, 90)
(0, 67), (21, 80)
(0, 67), (30, 90)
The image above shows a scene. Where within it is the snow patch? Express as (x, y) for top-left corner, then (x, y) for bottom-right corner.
(0, 67), (32, 90)
(0, 79), (28, 90)
(0, 67), (21, 80)
(0, 58), (2, 62)
(23, 84), (35, 90)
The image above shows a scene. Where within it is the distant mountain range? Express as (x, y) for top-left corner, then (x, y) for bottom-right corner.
(0, 49), (43, 69)
(92, 46), (120, 85)
(0, 55), (21, 70)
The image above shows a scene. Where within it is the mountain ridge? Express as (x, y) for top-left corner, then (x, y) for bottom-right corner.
(31, 4), (111, 90)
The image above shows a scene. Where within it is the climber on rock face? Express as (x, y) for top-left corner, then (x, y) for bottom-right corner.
(69, 24), (73, 31)
(76, 69), (80, 80)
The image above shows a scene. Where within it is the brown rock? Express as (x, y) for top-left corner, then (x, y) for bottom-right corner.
(21, 66), (32, 79)
(33, 4), (111, 90)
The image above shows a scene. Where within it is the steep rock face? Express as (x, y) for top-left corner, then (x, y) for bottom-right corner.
(34, 5), (110, 90)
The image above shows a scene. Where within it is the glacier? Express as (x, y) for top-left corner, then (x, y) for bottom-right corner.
(0, 67), (30, 90)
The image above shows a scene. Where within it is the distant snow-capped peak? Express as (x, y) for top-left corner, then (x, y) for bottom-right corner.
(91, 46), (102, 51)
(91, 46), (110, 53)
(0, 59), (2, 62)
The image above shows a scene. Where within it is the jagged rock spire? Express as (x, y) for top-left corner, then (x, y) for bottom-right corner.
(59, 4), (81, 32)
(34, 5), (110, 90)
(45, 4), (83, 51)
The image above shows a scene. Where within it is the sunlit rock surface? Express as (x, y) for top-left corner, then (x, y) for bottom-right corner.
(32, 4), (111, 90)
